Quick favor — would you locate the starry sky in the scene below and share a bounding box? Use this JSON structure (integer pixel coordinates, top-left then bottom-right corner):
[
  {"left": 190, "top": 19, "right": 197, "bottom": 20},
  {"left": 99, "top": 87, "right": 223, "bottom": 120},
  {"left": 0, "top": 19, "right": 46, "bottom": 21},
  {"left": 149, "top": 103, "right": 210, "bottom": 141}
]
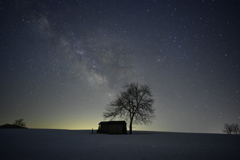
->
[{"left": 1, "top": 0, "right": 240, "bottom": 133}]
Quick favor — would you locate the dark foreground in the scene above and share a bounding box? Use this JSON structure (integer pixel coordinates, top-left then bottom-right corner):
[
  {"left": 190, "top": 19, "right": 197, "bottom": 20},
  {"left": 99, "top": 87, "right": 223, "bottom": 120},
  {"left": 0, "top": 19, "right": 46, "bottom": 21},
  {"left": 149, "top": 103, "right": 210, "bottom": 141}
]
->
[{"left": 0, "top": 129, "right": 239, "bottom": 160}]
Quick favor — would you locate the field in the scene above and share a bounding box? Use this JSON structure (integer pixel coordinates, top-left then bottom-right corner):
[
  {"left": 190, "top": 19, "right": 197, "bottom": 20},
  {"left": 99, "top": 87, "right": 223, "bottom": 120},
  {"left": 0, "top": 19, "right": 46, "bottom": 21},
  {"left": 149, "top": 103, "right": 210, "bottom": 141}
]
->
[{"left": 0, "top": 129, "right": 239, "bottom": 160}]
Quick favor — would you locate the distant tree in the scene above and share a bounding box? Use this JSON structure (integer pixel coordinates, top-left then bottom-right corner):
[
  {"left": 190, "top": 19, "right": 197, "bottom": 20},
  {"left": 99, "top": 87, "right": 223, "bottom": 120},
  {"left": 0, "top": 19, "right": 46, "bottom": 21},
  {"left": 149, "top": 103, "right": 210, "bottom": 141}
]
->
[
  {"left": 232, "top": 124, "right": 240, "bottom": 134},
  {"left": 103, "top": 82, "right": 155, "bottom": 134},
  {"left": 223, "top": 123, "right": 232, "bottom": 134},
  {"left": 223, "top": 123, "right": 239, "bottom": 135},
  {"left": 13, "top": 118, "right": 26, "bottom": 127}
]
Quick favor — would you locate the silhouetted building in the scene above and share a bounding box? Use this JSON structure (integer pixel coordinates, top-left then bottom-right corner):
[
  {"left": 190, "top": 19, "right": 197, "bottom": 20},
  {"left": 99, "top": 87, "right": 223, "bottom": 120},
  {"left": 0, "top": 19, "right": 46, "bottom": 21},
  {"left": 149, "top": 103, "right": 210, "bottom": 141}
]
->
[{"left": 97, "top": 121, "right": 127, "bottom": 134}]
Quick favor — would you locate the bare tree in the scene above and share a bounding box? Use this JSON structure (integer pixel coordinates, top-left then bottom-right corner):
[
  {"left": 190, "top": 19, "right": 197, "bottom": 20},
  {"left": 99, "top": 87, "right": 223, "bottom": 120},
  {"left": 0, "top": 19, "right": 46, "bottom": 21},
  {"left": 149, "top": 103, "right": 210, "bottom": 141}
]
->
[
  {"left": 232, "top": 124, "right": 240, "bottom": 134},
  {"left": 13, "top": 118, "right": 26, "bottom": 127},
  {"left": 223, "top": 123, "right": 232, "bottom": 134},
  {"left": 223, "top": 123, "right": 240, "bottom": 135},
  {"left": 104, "top": 82, "right": 155, "bottom": 134}
]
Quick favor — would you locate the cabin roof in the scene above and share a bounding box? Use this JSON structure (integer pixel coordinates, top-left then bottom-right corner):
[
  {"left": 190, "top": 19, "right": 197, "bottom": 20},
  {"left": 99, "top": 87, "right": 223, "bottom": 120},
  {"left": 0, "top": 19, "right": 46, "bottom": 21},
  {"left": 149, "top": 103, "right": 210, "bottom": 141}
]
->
[{"left": 99, "top": 121, "right": 126, "bottom": 125}]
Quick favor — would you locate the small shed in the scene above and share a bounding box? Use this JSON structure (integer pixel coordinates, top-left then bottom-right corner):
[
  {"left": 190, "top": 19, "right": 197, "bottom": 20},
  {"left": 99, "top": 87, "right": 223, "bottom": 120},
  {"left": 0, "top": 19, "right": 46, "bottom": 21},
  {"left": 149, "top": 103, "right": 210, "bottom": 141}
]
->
[{"left": 97, "top": 121, "right": 127, "bottom": 134}]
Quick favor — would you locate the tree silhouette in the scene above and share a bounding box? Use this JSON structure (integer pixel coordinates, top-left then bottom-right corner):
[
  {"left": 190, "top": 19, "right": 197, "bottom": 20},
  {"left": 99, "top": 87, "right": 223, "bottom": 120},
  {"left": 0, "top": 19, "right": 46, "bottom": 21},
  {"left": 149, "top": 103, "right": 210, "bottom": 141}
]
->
[
  {"left": 104, "top": 82, "right": 155, "bottom": 134},
  {"left": 13, "top": 118, "right": 26, "bottom": 127},
  {"left": 232, "top": 124, "right": 240, "bottom": 134},
  {"left": 223, "top": 123, "right": 240, "bottom": 134},
  {"left": 223, "top": 123, "right": 232, "bottom": 134}
]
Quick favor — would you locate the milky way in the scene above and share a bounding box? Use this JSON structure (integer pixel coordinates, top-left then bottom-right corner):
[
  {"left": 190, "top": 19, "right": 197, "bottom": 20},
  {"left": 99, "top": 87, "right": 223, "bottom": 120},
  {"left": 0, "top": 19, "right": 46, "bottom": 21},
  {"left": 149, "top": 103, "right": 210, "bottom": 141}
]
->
[{"left": 0, "top": 0, "right": 240, "bottom": 133}]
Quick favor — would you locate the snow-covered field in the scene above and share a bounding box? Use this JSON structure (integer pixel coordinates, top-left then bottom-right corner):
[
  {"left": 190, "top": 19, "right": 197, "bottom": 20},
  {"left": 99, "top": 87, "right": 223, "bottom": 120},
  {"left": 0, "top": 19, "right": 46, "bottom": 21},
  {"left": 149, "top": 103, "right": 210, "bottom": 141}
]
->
[{"left": 0, "top": 129, "right": 239, "bottom": 160}]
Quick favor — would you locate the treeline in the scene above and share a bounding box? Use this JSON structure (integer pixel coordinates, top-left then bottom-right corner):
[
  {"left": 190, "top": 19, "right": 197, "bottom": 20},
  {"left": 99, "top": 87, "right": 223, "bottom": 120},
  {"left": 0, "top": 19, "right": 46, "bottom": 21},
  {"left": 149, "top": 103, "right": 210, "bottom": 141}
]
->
[
  {"left": 223, "top": 123, "right": 240, "bottom": 134},
  {"left": 0, "top": 118, "right": 27, "bottom": 129}
]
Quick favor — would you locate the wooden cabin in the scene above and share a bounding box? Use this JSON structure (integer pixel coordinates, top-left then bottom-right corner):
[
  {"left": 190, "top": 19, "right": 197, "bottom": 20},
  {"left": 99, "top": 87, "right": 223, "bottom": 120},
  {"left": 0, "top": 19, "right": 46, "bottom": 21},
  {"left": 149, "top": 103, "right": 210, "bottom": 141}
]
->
[{"left": 97, "top": 121, "right": 127, "bottom": 134}]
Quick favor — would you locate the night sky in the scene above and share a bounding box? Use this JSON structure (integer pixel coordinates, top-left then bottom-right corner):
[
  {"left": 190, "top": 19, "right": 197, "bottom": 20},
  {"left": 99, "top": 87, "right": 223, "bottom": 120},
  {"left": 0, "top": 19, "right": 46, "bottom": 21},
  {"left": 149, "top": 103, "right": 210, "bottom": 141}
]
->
[{"left": 1, "top": 0, "right": 240, "bottom": 133}]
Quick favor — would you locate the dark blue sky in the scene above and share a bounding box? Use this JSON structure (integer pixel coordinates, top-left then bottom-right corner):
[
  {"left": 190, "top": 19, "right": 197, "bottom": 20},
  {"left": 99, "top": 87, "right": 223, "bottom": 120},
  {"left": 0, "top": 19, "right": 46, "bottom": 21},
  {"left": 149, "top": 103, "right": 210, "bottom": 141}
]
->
[{"left": 0, "top": 0, "right": 240, "bottom": 133}]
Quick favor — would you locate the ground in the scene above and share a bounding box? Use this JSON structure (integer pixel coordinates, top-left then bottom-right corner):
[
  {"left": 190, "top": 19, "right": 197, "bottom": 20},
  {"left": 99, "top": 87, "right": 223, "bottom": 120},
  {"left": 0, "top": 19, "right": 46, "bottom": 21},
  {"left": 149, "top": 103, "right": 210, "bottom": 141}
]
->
[{"left": 0, "top": 129, "right": 239, "bottom": 160}]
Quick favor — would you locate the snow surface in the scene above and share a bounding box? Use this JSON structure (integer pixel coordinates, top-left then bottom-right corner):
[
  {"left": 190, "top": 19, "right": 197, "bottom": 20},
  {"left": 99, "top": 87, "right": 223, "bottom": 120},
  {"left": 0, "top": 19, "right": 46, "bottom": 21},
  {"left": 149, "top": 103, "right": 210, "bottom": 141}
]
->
[{"left": 0, "top": 129, "right": 239, "bottom": 160}]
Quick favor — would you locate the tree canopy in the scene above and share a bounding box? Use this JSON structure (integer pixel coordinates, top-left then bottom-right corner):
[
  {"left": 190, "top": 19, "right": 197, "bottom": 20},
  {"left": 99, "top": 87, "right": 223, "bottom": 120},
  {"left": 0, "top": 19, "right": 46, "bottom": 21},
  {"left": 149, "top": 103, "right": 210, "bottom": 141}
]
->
[{"left": 13, "top": 118, "right": 26, "bottom": 128}]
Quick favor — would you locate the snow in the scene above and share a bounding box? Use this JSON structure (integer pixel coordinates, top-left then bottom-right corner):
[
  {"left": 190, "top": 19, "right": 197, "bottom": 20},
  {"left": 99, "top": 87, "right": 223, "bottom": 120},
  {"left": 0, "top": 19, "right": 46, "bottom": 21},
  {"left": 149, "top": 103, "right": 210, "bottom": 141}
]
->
[{"left": 0, "top": 129, "right": 239, "bottom": 160}]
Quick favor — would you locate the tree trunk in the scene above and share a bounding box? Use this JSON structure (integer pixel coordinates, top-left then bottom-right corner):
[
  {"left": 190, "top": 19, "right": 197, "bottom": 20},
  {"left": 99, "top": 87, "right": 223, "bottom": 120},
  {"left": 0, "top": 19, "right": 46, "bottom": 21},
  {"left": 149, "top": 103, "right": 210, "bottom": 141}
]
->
[{"left": 129, "top": 120, "right": 133, "bottom": 134}]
